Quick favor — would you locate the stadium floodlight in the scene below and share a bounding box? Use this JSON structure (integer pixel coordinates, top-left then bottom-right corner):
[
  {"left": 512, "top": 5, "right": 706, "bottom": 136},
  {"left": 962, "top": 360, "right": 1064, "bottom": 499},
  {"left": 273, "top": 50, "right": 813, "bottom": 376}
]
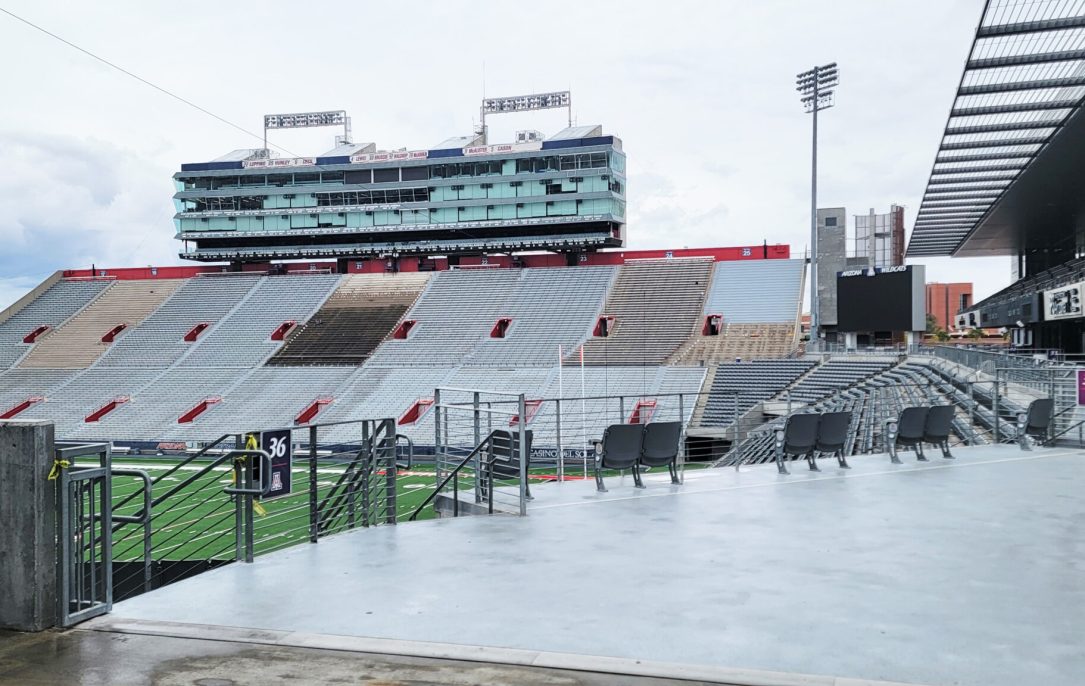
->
[
  {"left": 478, "top": 91, "right": 572, "bottom": 142},
  {"left": 797, "top": 62, "right": 839, "bottom": 350},
  {"left": 262, "top": 110, "right": 352, "bottom": 151}
]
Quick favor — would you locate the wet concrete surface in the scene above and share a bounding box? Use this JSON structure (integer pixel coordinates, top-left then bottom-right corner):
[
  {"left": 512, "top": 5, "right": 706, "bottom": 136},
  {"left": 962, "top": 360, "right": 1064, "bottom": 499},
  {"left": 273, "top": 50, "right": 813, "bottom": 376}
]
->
[{"left": 0, "top": 629, "right": 717, "bottom": 686}]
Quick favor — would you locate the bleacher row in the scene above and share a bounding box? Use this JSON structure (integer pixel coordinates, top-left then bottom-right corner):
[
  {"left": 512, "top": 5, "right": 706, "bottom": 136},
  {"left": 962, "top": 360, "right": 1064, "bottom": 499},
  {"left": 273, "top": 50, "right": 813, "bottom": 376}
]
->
[{"left": 0, "top": 258, "right": 805, "bottom": 442}]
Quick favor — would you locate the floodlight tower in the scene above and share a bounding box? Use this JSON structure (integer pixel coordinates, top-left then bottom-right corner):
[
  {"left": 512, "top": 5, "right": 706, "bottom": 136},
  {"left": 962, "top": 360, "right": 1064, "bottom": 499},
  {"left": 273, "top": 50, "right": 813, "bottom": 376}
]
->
[{"left": 796, "top": 62, "right": 838, "bottom": 349}]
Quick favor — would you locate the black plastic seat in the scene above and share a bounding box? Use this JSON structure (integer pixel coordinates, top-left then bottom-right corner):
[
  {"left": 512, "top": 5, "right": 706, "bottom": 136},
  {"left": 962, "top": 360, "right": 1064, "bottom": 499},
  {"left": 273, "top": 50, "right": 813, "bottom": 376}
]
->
[
  {"left": 815, "top": 411, "right": 853, "bottom": 469},
  {"left": 1018, "top": 398, "right": 1054, "bottom": 449},
  {"left": 923, "top": 405, "right": 956, "bottom": 459},
  {"left": 774, "top": 413, "right": 820, "bottom": 474},
  {"left": 488, "top": 429, "right": 534, "bottom": 499},
  {"left": 639, "top": 422, "right": 682, "bottom": 484},
  {"left": 888, "top": 406, "right": 929, "bottom": 463},
  {"left": 595, "top": 424, "right": 644, "bottom": 492}
]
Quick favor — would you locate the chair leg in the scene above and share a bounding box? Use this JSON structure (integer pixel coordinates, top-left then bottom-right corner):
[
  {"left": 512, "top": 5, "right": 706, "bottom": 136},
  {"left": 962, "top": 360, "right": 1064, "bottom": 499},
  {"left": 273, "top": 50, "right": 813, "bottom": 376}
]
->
[
  {"left": 807, "top": 451, "right": 820, "bottom": 471},
  {"left": 837, "top": 450, "right": 851, "bottom": 469},
  {"left": 775, "top": 452, "right": 790, "bottom": 475},
  {"left": 915, "top": 443, "right": 928, "bottom": 462},
  {"left": 632, "top": 464, "right": 645, "bottom": 489},
  {"left": 668, "top": 461, "right": 680, "bottom": 485},
  {"left": 940, "top": 440, "right": 954, "bottom": 460},
  {"left": 594, "top": 463, "right": 607, "bottom": 493},
  {"left": 889, "top": 442, "right": 902, "bottom": 465}
]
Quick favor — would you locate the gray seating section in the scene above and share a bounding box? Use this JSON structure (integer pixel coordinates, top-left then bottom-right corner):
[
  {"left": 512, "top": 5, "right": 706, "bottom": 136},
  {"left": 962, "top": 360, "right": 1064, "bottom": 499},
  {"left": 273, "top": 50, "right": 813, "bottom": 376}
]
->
[
  {"left": 97, "top": 275, "right": 263, "bottom": 368},
  {"left": 72, "top": 367, "right": 252, "bottom": 441},
  {"left": 19, "top": 367, "right": 164, "bottom": 439},
  {"left": 465, "top": 267, "right": 616, "bottom": 366},
  {"left": 0, "top": 279, "right": 111, "bottom": 368},
  {"left": 701, "top": 360, "right": 816, "bottom": 427},
  {"left": 0, "top": 368, "right": 78, "bottom": 413},
  {"left": 368, "top": 269, "right": 524, "bottom": 366},
  {"left": 702, "top": 259, "right": 804, "bottom": 323},
  {"left": 784, "top": 360, "right": 894, "bottom": 403},
  {"left": 179, "top": 274, "right": 343, "bottom": 368},
  {"left": 195, "top": 366, "right": 358, "bottom": 436}
]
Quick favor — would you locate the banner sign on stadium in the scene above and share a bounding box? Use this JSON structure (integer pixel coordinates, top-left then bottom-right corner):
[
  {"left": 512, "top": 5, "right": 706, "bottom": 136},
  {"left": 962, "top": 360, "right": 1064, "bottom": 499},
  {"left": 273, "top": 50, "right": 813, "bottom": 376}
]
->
[
  {"left": 463, "top": 142, "right": 542, "bottom": 157},
  {"left": 243, "top": 157, "right": 317, "bottom": 169},
  {"left": 253, "top": 429, "right": 292, "bottom": 499},
  {"left": 350, "top": 150, "right": 429, "bottom": 164},
  {"left": 1043, "top": 282, "right": 1084, "bottom": 321}
]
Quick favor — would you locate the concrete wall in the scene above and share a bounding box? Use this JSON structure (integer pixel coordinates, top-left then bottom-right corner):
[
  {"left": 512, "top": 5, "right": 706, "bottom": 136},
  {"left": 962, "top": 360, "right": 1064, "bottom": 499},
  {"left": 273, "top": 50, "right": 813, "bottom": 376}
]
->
[
  {"left": 816, "top": 208, "right": 846, "bottom": 327},
  {"left": 0, "top": 420, "right": 57, "bottom": 631}
]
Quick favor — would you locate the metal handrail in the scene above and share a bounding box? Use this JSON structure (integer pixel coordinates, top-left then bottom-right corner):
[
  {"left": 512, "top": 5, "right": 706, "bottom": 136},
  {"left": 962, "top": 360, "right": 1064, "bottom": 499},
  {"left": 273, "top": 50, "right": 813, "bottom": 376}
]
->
[{"left": 408, "top": 430, "right": 505, "bottom": 521}]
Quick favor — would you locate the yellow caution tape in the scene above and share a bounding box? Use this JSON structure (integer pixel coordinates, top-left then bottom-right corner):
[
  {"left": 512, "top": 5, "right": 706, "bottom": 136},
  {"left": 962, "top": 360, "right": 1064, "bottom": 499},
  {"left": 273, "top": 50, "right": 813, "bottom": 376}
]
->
[{"left": 47, "top": 457, "right": 70, "bottom": 481}]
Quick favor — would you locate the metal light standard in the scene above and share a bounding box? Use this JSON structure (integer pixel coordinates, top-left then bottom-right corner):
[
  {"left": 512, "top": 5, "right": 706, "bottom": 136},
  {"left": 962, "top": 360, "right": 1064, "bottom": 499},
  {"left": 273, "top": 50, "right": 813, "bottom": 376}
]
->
[{"left": 796, "top": 62, "right": 838, "bottom": 349}]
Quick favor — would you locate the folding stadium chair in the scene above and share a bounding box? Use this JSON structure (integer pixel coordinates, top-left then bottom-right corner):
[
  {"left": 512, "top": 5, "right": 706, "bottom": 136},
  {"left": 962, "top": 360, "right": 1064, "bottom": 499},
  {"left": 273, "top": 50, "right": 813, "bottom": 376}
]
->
[
  {"left": 923, "top": 405, "right": 956, "bottom": 459},
  {"left": 1017, "top": 398, "right": 1054, "bottom": 450},
  {"left": 886, "top": 406, "right": 929, "bottom": 463},
  {"left": 773, "top": 413, "right": 820, "bottom": 475},
  {"left": 595, "top": 424, "right": 644, "bottom": 492},
  {"left": 487, "top": 429, "right": 534, "bottom": 499},
  {"left": 639, "top": 422, "right": 682, "bottom": 485},
  {"left": 814, "top": 411, "right": 853, "bottom": 469}
]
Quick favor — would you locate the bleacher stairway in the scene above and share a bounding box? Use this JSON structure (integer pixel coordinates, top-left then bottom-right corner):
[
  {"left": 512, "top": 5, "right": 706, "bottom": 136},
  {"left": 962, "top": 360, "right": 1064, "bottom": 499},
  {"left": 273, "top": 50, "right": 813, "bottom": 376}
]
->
[{"left": 267, "top": 273, "right": 431, "bottom": 366}]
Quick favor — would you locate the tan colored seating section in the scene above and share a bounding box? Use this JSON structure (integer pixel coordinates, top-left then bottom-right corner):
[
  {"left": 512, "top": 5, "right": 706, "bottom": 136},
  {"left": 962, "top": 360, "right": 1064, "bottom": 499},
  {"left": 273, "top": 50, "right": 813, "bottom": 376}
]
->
[
  {"left": 670, "top": 322, "right": 799, "bottom": 364},
  {"left": 576, "top": 259, "right": 713, "bottom": 366},
  {"left": 20, "top": 280, "right": 185, "bottom": 369}
]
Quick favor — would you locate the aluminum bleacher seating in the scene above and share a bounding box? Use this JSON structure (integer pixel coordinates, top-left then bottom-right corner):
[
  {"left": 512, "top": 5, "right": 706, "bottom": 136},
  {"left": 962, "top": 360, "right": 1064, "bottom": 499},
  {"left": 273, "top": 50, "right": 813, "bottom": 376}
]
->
[
  {"left": 699, "top": 359, "right": 816, "bottom": 428},
  {"left": 579, "top": 259, "right": 713, "bottom": 366},
  {"left": 19, "top": 280, "right": 185, "bottom": 369},
  {"left": 466, "top": 266, "right": 616, "bottom": 366},
  {"left": 367, "top": 269, "right": 523, "bottom": 367},
  {"left": 670, "top": 259, "right": 804, "bottom": 364},
  {"left": 19, "top": 367, "right": 165, "bottom": 439},
  {"left": 784, "top": 359, "right": 895, "bottom": 403},
  {"left": 0, "top": 279, "right": 111, "bottom": 369},
  {"left": 96, "top": 275, "right": 262, "bottom": 368},
  {"left": 267, "top": 273, "right": 431, "bottom": 366},
  {"left": 179, "top": 274, "right": 343, "bottom": 368},
  {"left": 0, "top": 368, "right": 78, "bottom": 417}
]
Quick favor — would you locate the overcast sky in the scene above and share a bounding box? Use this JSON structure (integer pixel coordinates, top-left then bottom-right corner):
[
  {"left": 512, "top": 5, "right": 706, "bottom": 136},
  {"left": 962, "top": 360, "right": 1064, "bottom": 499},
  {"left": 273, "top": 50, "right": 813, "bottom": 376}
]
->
[{"left": 0, "top": 0, "right": 1008, "bottom": 310}]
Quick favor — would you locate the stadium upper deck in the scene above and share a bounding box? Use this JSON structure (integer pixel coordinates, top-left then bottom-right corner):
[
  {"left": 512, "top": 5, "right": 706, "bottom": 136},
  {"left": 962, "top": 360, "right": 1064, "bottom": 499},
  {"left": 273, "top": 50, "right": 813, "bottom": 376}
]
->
[{"left": 175, "top": 124, "right": 625, "bottom": 264}]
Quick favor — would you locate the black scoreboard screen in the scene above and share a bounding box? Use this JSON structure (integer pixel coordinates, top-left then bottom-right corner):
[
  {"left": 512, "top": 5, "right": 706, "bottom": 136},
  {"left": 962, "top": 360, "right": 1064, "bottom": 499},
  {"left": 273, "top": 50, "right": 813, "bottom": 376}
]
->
[{"left": 836, "top": 266, "right": 924, "bottom": 332}]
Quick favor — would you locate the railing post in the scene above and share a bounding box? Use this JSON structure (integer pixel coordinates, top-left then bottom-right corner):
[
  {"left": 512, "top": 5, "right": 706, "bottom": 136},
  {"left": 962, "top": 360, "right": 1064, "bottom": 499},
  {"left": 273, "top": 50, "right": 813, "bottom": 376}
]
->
[
  {"left": 619, "top": 395, "right": 626, "bottom": 424},
  {"left": 993, "top": 376, "right": 1001, "bottom": 443},
  {"left": 678, "top": 394, "right": 686, "bottom": 484},
  {"left": 473, "top": 392, "right": 482, "bottom": 504},
  {"left": 384, "top": 420, "right": 397, "bottom": 525},
  {"left": 434, "top": 388, "right": 443, "bottom": 485},
  {"left": 308, "top": 425, "right": 318, "bottom": 543},
  {"left": 555, "top": 398, "right": 564, "bottom": 483},
  {"left": 518, "top": 393, "right": 528, "bottom": 516},
  {"left": 233, "top": 434, "right": 244, "bottom": 563}
]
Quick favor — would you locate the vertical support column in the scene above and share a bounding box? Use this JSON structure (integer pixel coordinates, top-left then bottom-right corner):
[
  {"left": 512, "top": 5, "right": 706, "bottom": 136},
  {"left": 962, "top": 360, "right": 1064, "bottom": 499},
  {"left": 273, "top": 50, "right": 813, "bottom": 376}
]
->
[
  {"left": 555, "top": 399, "right": 564, "bottom": 483},
  {"left": 309, "top": 425, "right": 318, "bottom": 543},
  {"left": 0, "top": 421, "right": 57, "bottom": 631},
  {"left": 517, "top": 394, "right": 528, "bottom": 516},
  {"left": 473, "top": 392, "right": 482, "bottom": 504},
  {"left": 384, "top": 420, "right": 397, "bottom": 525},
  {"left": 233, "top": 434, "right": 244, "bottom": 563}
]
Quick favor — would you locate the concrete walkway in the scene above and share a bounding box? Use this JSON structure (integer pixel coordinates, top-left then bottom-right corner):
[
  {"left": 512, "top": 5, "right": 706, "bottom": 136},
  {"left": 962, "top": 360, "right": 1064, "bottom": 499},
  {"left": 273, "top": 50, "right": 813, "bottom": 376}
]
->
[{"left": 75, "top": 446, "right": 1085, "bottom": 685}]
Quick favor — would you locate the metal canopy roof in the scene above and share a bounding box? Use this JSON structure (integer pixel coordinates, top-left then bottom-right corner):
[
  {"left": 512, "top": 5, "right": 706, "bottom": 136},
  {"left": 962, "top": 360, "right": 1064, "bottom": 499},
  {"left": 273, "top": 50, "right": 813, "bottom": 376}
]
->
[{"left": 907, "top": 0, "right": 1085, "bottom": 257}]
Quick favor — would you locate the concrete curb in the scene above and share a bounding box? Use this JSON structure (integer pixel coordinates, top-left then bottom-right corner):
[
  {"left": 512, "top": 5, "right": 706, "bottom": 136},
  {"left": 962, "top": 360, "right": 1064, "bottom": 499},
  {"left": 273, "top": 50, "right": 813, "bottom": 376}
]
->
[{"left": 82, "top": 617, "right": 933, "bottom": 686}]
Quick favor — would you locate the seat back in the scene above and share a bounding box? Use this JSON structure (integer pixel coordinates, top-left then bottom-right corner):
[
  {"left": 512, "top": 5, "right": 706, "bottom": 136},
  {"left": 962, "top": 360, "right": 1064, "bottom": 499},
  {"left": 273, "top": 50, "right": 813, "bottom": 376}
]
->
[
  {"left": 1026, "top": 398, "right": 1054, "bottom": 435},
  {"left": 783, "top": 413, "right": 820, "bottom": 455},
  {"left": 600, "top": 424, "right": 644, "bottom": 470},
  {"left": 640, "top": 422, "right": 682, "bottom": 466},
  {"left": 896, "top": 406, "right": 929, "bottom": 443},
  {"left": 489, "top": 429, "right": 533, "bottom": 480},
  {"left": 815, "top": 411, "right": 852, "bottom": 453},
  {"left": 923, "top": 405, "right": 955, "bottom": 442}
]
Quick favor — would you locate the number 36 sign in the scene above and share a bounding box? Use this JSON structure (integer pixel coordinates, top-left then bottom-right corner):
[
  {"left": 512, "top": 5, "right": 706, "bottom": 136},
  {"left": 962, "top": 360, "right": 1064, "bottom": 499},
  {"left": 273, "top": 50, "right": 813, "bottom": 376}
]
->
[{"left": 252, "top": 429, "right": 292, "bottom": 499}]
